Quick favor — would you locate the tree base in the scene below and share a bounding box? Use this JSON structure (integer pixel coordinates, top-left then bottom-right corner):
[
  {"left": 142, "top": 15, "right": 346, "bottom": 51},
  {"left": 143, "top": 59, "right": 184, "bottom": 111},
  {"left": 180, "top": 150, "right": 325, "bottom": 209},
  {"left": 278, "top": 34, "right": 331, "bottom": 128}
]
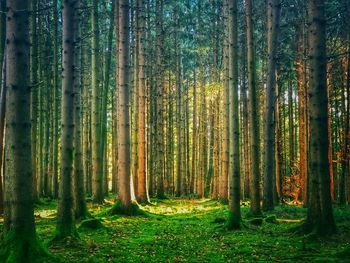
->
[
  {"left": 0, "top": 229, "right": 54, "bottom": 263},
  {"left": 109, "top": 201, "right": 145, "bottom": 216},
  {"left": 52, "top": 223, "right": 79, "bottom": 243},
  {"left": 296, "top": 220, "right": 337, "bottom": 237},
  {"left": 227, "top": 212, "right": 242, "bottom": 230}
]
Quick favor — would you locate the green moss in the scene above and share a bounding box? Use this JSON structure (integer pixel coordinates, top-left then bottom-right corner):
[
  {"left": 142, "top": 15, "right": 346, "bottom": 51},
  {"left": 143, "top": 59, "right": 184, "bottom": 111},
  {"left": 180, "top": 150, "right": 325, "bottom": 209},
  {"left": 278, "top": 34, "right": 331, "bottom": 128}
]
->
[
  {"left": 108, "top": 201, "right": 146, "bottom": 216},
  {"left": 5, "top": 198, "right": 349, "bottom": 262},
  {"left": 227, "top": 212, "right": 242, "bottom": 230},
  {"left": 79, "top": 218, "right": 105, "bottom": 230},
  {"left": 0, "top": 228, "right": 56, "bottom": 263}
]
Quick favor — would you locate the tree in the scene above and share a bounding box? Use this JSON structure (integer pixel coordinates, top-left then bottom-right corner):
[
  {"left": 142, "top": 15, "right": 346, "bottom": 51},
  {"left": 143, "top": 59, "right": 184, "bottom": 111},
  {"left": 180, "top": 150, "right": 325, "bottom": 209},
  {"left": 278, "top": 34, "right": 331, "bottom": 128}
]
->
[
  {"left": 30, "top": 0, "right": 39, "bottom": 202},
  {"left": 115, "top": 0, "right": 133, "bottom": 211},
  {"left": 0, "top": 0, "right": 48, "bottom": 260},
  {"left": 55, "top": 0, "right": 78, "bottom": 239},
  {"left": 304, "top": 0, "right": 336, "bottom": 235},
  {"left": 74, "top": 0, "right": 87, "bottom": 220},
  {"left": 91, "top": 0, "right": 103, "bottom": 204},
  {"left": 137, "top": 0, "right": 148, "bottom": 203},
  {"left": 228, "top": 0, "right": 241, "bottom": 229},
  {"left": 245, "top": 0, "right": 261, "bottom": 217},
  {"left": 156, "top": 0, "right": 165, "bottom": 199},
  {"left": 0, "top": 0, "right": 6, "bottom": 215},
  {"left": 52, "top": 0, "right": 59, "bottom": 199},
  {"left": 262, "top": 0, "right": 280, "bottom": 211}
]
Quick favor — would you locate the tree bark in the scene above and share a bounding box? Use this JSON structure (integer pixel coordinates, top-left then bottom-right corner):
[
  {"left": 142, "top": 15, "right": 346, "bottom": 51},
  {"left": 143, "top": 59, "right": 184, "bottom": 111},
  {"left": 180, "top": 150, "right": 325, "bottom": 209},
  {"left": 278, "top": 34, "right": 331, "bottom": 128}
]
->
[
  {"left": 91, "top": 0, "right": 103, "bottom": 204},
  {"left": 117, "top": 0, "right": 132, "bottom": 208},
  {"left": 1, "top": 0, "right": 48, "bottom": 260},
  {"left": 262, "top": 0, "right": 280, "bottom": 211},
  {"left": 305, "top": 0, "right": 336, "bottom": 235},
  {"left": 73, "top": 0, "right": 87, "bottom": 220},
  {"left": 55, "top": 0, "right": 78, "bottom": 239},
  {"left": 0, "top": 0, "right": 6, "bottom": 215},
  {"left": 228, "top": 0, "right": 241, "bottom": 229},
  {"left": 137, "top": 0, "right": 148, "bottom": 203},
  {"left": 245, "top": 0, "right": 261, "bottom": 216}
]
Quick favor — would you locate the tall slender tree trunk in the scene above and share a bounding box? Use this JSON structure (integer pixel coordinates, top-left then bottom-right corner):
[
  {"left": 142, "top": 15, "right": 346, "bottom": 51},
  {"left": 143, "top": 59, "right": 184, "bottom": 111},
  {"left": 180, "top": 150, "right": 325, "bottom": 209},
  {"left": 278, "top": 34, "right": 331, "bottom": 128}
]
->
[
  {"left": 242, "top": 45, "right": 250, "bottom": 200},
  {"left": 74, "top": 0, "right": 87, "bottom": 220},
  {"left": 155, "top": 0, "right": 165, "bottom": 199},
  {"left": 191, "top": 70, "right": 198, "bottom": 195},
  {"left": 228, "top": 0, "right": 241, "bottom": 229},
  {"left": 175, "top": 7, "right": 182, "bottom": 197},
  {"left": 91, "top": 0, "right": 103, "bottom": 204},
  {"left": 296, "top": 23, "right": 308, "bottom": 203},
  {"left": 52, "top": 0, "right": 59, "bottom": 199},
  {"left": 55, "top": 0, "right": 78, "bottom": 239},
  {"left": 221, "top": 0, "right": 229, "bottom": 201},
  {"left": 245, "top": 0, "right": 261, "bottom": 216},
  {"left": 305, "top": 0, "right": 336, "bottom": 235},
  {"left": 101, "top": 0, "right": 115, "bottom": 197},
  {"left": 117, "top": 0, "right": 132, "bottom": 208},
  {"left": 339, "top": 56, "right": 348, "bottom": 205},
  {"left": 0, "top": 0, "right": 48, "bottom": 260},
  {"left": 137, "top": 0, "right": 148, "bottom": 203},
  {"left": 262, "top": 0, "right": 280, "bottom": 211},
  {"left": 0, "top": 0, "right": 6, "bottom": 215},
  {"left": 30, "top": 0, "right": 39, "bottom": 202}
]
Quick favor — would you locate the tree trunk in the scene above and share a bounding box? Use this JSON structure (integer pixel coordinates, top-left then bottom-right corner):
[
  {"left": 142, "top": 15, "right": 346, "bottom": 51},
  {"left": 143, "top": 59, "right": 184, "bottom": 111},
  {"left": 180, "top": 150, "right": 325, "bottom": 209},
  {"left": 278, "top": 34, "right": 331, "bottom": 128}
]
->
[
  {"left": 74, "top": 0, "right": 87, "bottom": 220},
  {"left": 191, "top": 70, "right": 198, "bottom": 195},
  {"left": 305, "top": 0, "right": 336, "bottom": 235},
  {"left": 220, "top": 0, "right": 229, "bottom": 201},
  {"left": 117, "top": 0, "right": 132, "bottom": 208},
  {"left": 55, "top": 0, "right": 78, "bottom": 239},
  {"left": 137, "top": 0, "right": 148, "bottom": 203},
  {"left": 1, "top": 0, "right": 48, "bottom": 260},
  {"left": 91, "top": 0, "right": 103, "bottom": 204},
  {"left": 52, "top": 0, "right": 59, "bottom": 199},
  {"left": 296, "top": 23, "right": 308, "bottom": 203},
  {"left": 227, "top": 0, "right": 241, "bottom": 229},
  {"left": 155, "top": 0, "right": 165, "bottom": 199},
  {"left": 0, "top": 0, "right": 6, "bottom": 215},
  {"left": 30, "top": 0, "right": 39, "bottom": 202},
  {"left": 245, "top": 0, "right": 261, "bottom": 216},
  {"left": 262, "top": 0, "right": 280, "bottom": 211}
]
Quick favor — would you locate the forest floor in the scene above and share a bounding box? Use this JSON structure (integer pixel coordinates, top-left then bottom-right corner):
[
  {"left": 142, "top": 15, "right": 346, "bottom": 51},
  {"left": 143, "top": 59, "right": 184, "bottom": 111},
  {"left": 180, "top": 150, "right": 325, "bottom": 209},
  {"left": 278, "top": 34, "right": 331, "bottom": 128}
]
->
[{"left": 1, "top": 198, "right": 350, "bottom": 262}]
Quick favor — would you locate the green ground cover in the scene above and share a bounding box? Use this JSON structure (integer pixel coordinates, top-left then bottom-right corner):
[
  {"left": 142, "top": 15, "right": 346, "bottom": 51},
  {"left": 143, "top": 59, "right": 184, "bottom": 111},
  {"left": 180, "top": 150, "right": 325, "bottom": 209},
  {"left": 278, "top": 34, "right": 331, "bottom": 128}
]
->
[{"left": 2, "top": 198, "right": 350, "bottom": 262}]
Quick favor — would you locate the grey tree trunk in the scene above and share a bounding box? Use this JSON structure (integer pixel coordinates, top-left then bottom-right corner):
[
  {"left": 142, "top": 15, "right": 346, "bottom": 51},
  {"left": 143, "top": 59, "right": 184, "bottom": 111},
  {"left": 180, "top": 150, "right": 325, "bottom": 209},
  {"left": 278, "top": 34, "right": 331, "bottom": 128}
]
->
[
  {"left": 91, "top": 0, "right": 103, "bottom": 204},
  {"left": 262, "top": 0, "right": 280, "bottom": 211},
  {"left": 55, "top": 0, "right": 78, "bottom": 239},
  {"left": 245, "top": 0, "right": 262, "bottom": 217},
  {"left": 228, "top": 0, "right": 241, "bottom": 229},
  {"left": 74, "top": 0, "right": 87, "bottom": 220}
]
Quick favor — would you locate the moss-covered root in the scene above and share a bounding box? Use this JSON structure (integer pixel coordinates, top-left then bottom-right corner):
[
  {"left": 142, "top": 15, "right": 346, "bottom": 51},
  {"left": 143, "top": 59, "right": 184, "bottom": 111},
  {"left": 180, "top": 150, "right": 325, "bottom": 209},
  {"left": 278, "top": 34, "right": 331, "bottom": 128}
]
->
[
  {"left": 79, "top": 218, "right": 105, "bottom": 230},
  {"left": 0, "top": 230, "right": 54, "bottom": 263},
  {"left": 109, "top": 201, "right": 146, "bottom": 216}
]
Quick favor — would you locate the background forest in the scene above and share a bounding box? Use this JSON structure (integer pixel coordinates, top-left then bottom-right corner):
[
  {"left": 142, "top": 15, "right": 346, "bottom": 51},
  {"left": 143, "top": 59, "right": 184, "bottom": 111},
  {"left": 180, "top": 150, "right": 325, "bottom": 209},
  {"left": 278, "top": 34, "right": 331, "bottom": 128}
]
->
[{"left": 0, "top": 0, "right": 350, "bottom": 262}]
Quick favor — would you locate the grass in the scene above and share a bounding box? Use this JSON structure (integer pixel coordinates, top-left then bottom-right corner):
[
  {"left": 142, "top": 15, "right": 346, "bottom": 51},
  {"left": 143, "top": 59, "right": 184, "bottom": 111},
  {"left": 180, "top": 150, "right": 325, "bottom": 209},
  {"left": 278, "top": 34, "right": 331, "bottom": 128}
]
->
[{"left": 1, "top": 198, "right": 350, "bottom": 262}]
